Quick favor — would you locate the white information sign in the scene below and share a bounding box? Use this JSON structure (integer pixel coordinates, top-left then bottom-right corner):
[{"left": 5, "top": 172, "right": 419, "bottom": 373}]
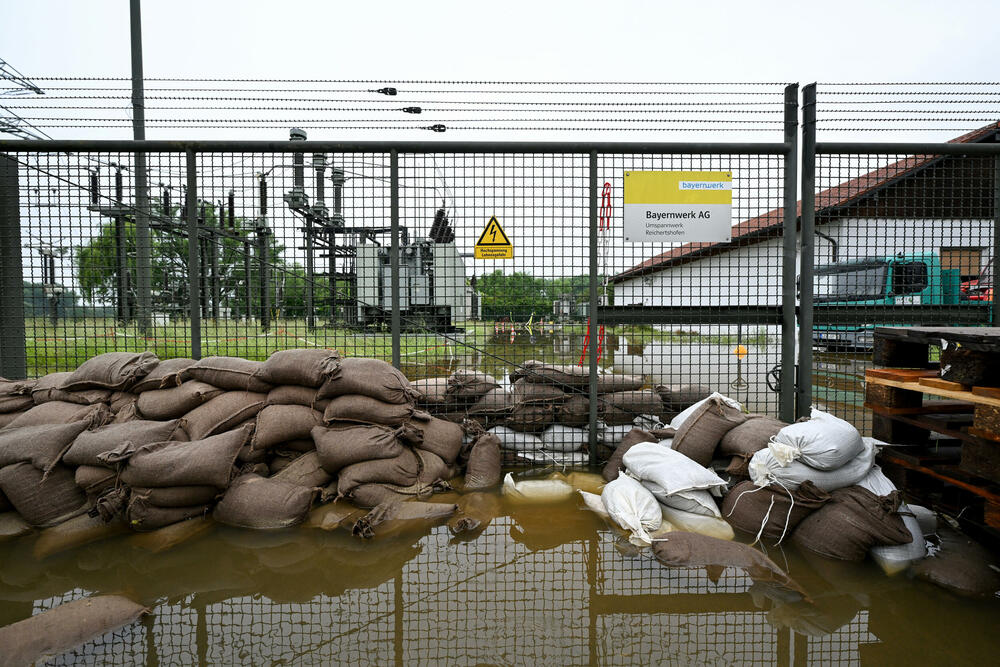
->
[{"left": 623, "top": 171, "right": 732, "bottom": 243}]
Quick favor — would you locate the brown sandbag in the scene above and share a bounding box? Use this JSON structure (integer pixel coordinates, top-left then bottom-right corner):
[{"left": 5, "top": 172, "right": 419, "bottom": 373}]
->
[
  {"left": 129, "top": 515, "right": 214, "bottom": 553},
  {"left": 313, "top": 423, "right": 405, "bottom": 474},
  {"left": 912, "top": 524, "right": 1000, "bottom": 598},
  {"left": 0, "top": 378, "right": 35, "bottom": 412},
  {"left": 0, "top": 463, "right": 88, "bottom": 528},
  {"left": 0, "top": 594, "right": 148, "bottom": 666},
  {"left": 304, "top": 501, "right": 365, "bottom": 531},
  {"left": 239, "top": 441, "right": 269, "bottom": 465},
  {"left": 61, "top": 351, "right": 160, "bottom": 391},
  {"left": 512, "top": 378, "right": 566, "bottom": 404},
  {"left": 595, "top": 373, "right": 645, "bottom": 393},
  {"left": 671, "top": 397, "right": 748, "bottom": 467},
  {"left": 411, "top": 377, "right": 451, "bottom": 405},
  {"left": 0, "top": 410, "right": 27, "bottom": 429},
  {"left": 792, "top": 486, "right": 913, "bottom": 561},
  {"left": 29, "top": 372, "right": 73, "bottom": 405},
  {"left": 213, "top": 473, "right": 318, "bottom": 529},
  {"left": 602, "top": 427, "right": 661, "bottom": 482},
  {"left": 352, "top": 500, "right": 457, "bottom": 539},
  {"left": 281, "top": 438, "right": 316, "bottom": 453},
  {"left": 653, "top": 531, "right": 806, "bottom": 598},
  {"left": 115, "top": 425, "right": 252, "bottom": 489},
  {"left": 409, "top": 417, "right": 464, "bottom": 465},
  {"left": 600, "top": 390, "right": 665, "bottom": 425},
  {"left": 273, "top": 451, "right": 333, "bottom": 488},
  {"left": 559, "top": 394, "right": 590, "bottom": 427},
  {"left": 252, "top": 404, "right": 324, "bottom": 451},
  {"left": 722, "top": 480, "right": 831, "bottom": 544},
  {"left": 467, "top": 388, "right": 512, "bottom": 417},
  {"left": 126, "top": 497, "right": 210, "bottom": 532},
  {"left": 33, "top": 513, "right": 130, "bottom": 559},
  {"left": 447, "top": 371, "right": 499, "bottom": 399},
  {"left": 511, "top": 360, "right": 590, "bottom": 388},
  {"left": 317, "top": 357, "right": 414, "bottom": 404},
  {"left": 185, "top": 356, "right": 272, "bottom": 392},
  {"left": 337, "top": 448, "right": 421, "bottom": 497},
  {"left": 464, "top": 433, "right": 502, "bottom": 490},
  {"left": 266, "top": 384, "right": 323, "bottom": 408},
  {"left": 416, "top": 448, "right": 454, "bottom": 485},
  {"left": 182, "top": 390, "right": 267, "bottom": 441},
  {"left": 65, "top": 419, "right": 185, "bottom": 468},
  {"left": 0, "top": 488, "right": 10, "bottom": 512},
  {"left": 132, "top": 486, "right": 221, "bottom": 508},
  {"left": 506, "top": 403, "right": 557, "bottom": 433},
  {"left": 0, "top": 511, "right": 33, "bottom": 542},
  {"left": 348, "top": 484, "right": 415, "bottom": 508},
  {"left": 448, "top": 491, "right": 504, "bottom": 535},
  {"left": 108, "top": 391, "right": 137, "bottom": 413},
  {"left": 6, "top": 401, "right": 110, "bottom": 429},
  {"left": 719, "top": 414, "right": 787, "bottom": 458},
  {"left": 130, "top": 357, "right": 196, "bottom": 393},
  {"left": 256, "top": 348, "right": 341, "bottom": 388},
  {"left": 655, "top": 384, "right": 714, "bottom": 413},
  {"left": 136, "top": 381, "right": 223, "bottom": 421},
  {"left": 74, "top": 465, "right": 117, "bottom": 496},
  {"left": 322, "top": 394, "right": 421, "bottom": 427},
  {"left": 0, "top": 420, "right": 90, "bottom": 472}
]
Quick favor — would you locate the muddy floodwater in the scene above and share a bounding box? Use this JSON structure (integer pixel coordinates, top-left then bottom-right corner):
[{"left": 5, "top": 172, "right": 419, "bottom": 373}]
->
[{"left": 2, "top": 473, "right": 999, "bottom": 666}]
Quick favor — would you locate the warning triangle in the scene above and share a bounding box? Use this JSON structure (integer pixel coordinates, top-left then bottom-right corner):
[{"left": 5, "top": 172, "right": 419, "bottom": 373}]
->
[{"left": 476, "top": 216, "right": 511, "bottom": 246}]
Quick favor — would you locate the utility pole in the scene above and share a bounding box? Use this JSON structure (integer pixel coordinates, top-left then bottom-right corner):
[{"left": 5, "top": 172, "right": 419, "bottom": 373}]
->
[{"left": 130, "top": 0, "right": 152, "bottom": 332}]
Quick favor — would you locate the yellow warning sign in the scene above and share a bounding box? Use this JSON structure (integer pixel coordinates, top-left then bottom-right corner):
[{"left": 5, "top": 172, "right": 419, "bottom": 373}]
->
[{"left": 474, "top": 215, "right": 513, "bottom": 259}]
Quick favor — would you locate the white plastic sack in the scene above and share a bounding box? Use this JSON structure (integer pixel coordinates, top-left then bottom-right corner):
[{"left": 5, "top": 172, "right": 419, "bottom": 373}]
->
[
  {"left": 600, "top": 474, "right": 663, "bottom": 546},
  {"left": 489, "top": 426, "right": 544, "bottom": 452},
  {"left": 748, "top": 436, "right": 876, "bottom": 492},
  {"left": 768, "top": 408, "right": 864, "bottom": 470},
  {"left": 669, "top": 392, "right": 742, "bottom": 431},
  {"left": 643, "top": 483, "right": 721, "bottom": 518},
  {"left": 539, "top": 424, "right": 589, "bottom": 453},
  {"left": 857, "top": 466, "right": 927, "bottom": 575},
  {"left": 623, "top": 441, "right": 728, "bottom": 498},
  {"left": 579, "top": 490, "right": 611, "bottom": 520},
  {"left": 908, "top": 504, "right": 938, "bottom": 537},
  {"left": 659, "top": 503, "right": 735, "bottom": 541},
  {"left": 518, "top": 451, "right": 590, "bottom": 466},
  {"left": 599, "top": 424, "right": 635, "bottom": 447},
  {"left": 502, "top": 472, "right": 574, "bottom": 503}
]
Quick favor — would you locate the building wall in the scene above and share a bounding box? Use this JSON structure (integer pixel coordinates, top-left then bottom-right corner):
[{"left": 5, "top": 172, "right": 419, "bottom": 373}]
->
[{"left": 614, "top": 217, "right": 994, "bottom": 308}]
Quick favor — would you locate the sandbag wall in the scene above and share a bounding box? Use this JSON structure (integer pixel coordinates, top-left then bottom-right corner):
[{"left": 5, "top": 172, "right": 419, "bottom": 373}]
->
[
  {"left": 413, "top": 360, "right": 711, "bottom": 464},
  {"left": 0, "top": 350, "right": 503, "bottom": 542}
]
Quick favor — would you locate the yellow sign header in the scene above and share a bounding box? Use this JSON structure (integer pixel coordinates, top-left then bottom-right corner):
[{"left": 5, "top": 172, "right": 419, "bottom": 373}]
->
[{"left": 624, "top": 171, "right": 732, "bottom": 205}]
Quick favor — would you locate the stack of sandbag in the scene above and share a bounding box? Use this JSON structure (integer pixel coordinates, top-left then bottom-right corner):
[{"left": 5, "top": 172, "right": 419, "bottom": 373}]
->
[
  {"left": 413, "top": 371, "right": 504, "bottom": 424},
  {"left": 748, "top": 409, "right": 876, "bottom": 492},
  {"left": 310, "top": 357, "right": 463, "bottom": 508},
  {"left": 655, "top": 384, "right": 714, "bottom": 419}
]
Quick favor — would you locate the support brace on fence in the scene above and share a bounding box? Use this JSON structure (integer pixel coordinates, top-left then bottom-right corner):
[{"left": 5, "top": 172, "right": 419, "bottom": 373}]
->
[
  {"left": 797, "top": 83, "right": 817, "bottom": 419},
  {"left": 186, "top": 149, "right": 202, "bottom": 359},
  {"left": 0, "top": 155, "right": 26, "bottom": 379},
  {"left": 780, "top": 83, "right": 799, "bottom": 423},
  {"left": 390, "top": 150, "right": 401, "bottom": 369},
  {"left": 588, "top": 151, "right": 600, "bottom": 464}
]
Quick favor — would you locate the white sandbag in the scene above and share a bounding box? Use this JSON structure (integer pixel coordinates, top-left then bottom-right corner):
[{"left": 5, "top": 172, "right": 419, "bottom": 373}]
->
[
  {"left": 519, "top": 450, "right": 591, "bottom": 466},
  {"left": 623, "top": 442, "right": 728, "bottom": 499},
  {"left": 599, "top": 424, "right": 635, "bottom": 447},
  {"left": 489, "top": 426, "right": 544, "bottom": 452},
  {"left": 748, "top": 436, "right": 876, "bottom": 492},
  {"left": 539, "top": 424, "right": 589, "bottom": 453},
  {"left": 579, "top": 490, "right": 611, "bottom": 520},
  {"left": 857, "top": 466, "right": 927, "bottom": 575},
  {"left": 669, "top": 392, "right": 742, "bottom": 430},
  {"left": 502, "top": 472, "right": 574, "bottom": 503},
  {"left": 601, "top": 474, "right": 662, "bottom": 546},
  {"left": 908, "top": 504, "right": 938, "bottom": 537},
  {"left": 767, "top": 408, "right": 864, "bottom": 470},
  {"left": 658, "top": 503, "right": 735, "bottom": 541},
  {"left": 643, "top": 483, "right": 721, "bottom": 518}
]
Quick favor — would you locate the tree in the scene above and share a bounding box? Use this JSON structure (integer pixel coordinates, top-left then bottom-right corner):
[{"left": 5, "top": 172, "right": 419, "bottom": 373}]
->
[{"left": 76, "top": 198, "right": 288, "bottom": 318}]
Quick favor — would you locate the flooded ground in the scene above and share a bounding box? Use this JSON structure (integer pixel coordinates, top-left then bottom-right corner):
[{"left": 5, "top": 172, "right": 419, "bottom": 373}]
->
[{"left": 2, "top": 474, "right": 998, "bottom": 666}]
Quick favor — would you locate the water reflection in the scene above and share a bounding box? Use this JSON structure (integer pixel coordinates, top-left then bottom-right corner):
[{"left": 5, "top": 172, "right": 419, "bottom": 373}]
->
[{"left": 3, "top": 484, "right": 999, "bottom": 666}]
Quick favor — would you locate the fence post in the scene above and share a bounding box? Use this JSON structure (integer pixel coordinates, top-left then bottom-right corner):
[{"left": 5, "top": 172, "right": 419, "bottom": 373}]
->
[
  {"left": 588, "top": 151, "right": 600, "bottom": 464},
  {"left": 0, "top": 155, "right": 26, "bottom": 379},
  {"left": 993, "top": 153, "right": 999, "bottom": 326},
  {"left": 780, "top": 84, "right": 800, "bottom": 423},
  {"left": 390, "top": 149, "right": 401, "bottom": 369},
  {"left": 258, "top": 174, "right": 270, "bottom": 332},
  {"left": 797, "top": 83, "right": 817, "bottom": 419},
  {"left": 186, "top": 149, "right": 202, "bottom": 359}
]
